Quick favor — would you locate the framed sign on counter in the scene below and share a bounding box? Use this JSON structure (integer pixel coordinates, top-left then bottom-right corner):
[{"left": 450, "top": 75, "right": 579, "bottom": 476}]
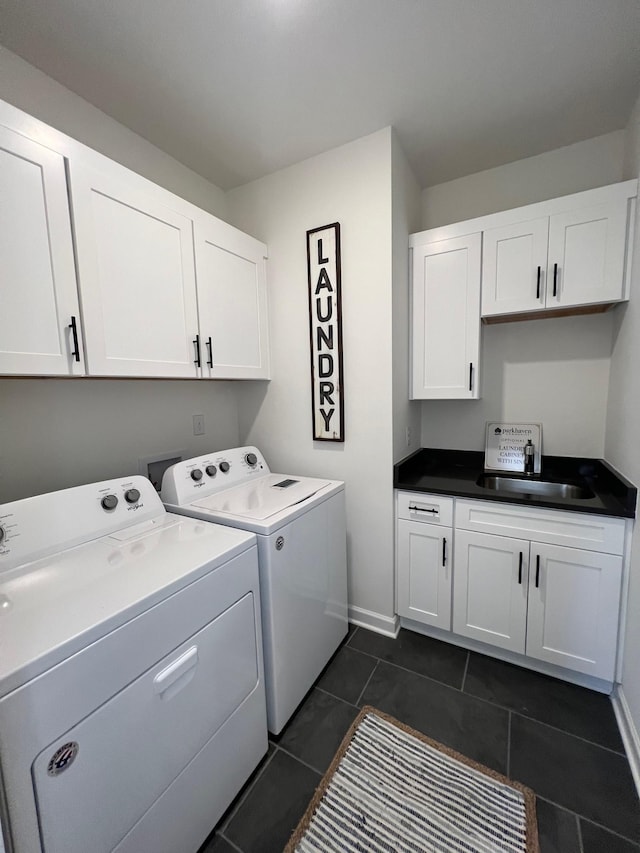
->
[{"left": 307, "top": 222, "right": 344, "bottom": 441}]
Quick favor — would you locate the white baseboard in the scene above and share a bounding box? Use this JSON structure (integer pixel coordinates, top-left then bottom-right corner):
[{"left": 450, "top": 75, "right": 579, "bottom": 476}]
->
[
  {"left": 349, "top": 605, "right": 399, "bottom": 638},
  {"left": 612, "top": 686, "right": 640, "bottom": 799}
]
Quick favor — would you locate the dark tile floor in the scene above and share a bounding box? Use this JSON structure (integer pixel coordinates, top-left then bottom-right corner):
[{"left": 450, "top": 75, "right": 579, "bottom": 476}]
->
[{"left": 200, "top": 626, "right": 640, "bottom": 853}]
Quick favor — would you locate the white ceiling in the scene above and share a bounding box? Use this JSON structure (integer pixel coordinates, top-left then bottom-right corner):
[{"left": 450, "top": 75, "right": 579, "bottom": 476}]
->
[{"left": 1, "top": 0, "right": 639, "bottom": 190}]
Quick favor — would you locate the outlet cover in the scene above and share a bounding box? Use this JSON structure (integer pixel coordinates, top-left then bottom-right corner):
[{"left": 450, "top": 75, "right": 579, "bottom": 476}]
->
[{"left": 193, "top": 414, "right": 205, "bottom": 436}]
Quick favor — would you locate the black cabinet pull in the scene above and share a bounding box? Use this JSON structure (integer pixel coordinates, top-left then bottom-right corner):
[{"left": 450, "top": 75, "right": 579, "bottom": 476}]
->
[
  {"left": 469, "top": 362, "right": 473, "bottom": 392},
  {"left": 536, "top": 266, "right": 541, "bottom": 300},
  {"left": 535, "top": 554, "right": 541, "bottom": 588},
  {"left": 206, "top": 336, "right": 213, "bottom": 368},
  {"left": 408, "top": 505, "right": 438, "bottom": 514},
  {"left": 442, "top": 537, "right": 447, "bottom": 567},
  {"left": 518, "top": 551, "right": 523, "bottom": 584},
  {"left": 69, "top": 316, "right": 81, "bottom": 363},
  {"left": 553, "top": 263, "right": 558, "bottom": 297},
  {"left": 193, "top": 335, "right": 201, "bottom": 367}
]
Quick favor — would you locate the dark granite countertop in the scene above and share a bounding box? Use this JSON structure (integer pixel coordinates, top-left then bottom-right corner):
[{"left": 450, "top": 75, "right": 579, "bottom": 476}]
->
[{"left": 394, "top": 448, "right": 637, "bottom": 519}]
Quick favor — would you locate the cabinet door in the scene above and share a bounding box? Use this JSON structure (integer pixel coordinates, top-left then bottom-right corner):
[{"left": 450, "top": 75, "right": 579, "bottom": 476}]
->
[
  {"left": 481, "top": 218, "right": 549, "bottom": 316},
  {"left": 526, "top": 543, "right": 622, "bottom": 680},
  {"left": 0, "top": 126, "right": 84, "bottom": 375},
  {"left": 411, "top": 234, "right": 481, "bottom": 399},
  {"left": 453, "top": 530, "right": 528, "bottom": 653},
  {"left": 68, "top": 162, "right": 200, "bottom": 377},
  {"left": 194, "top": 219, "right": 270, "bottom": 379},
  {"left": 397, "top": 520, "right": 451, "bottom": 629},
  {"left": 547, "top": 199, "right": 629, "bottom": 308}
]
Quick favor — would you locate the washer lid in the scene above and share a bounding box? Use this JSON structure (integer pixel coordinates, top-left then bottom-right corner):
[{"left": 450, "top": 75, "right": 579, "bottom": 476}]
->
[{"left": 192, "top": 474, "right": 331, "bottom": 520}]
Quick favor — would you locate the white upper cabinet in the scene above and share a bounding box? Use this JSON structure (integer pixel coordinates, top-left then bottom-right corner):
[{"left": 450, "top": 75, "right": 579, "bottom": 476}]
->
[
  {"left": 0, "top": 125, "right": 85, "bottom": 375},
  {"left": 410, "top": 233, "right": 481, "bottom": 399},
  {"left": 68, "top": 162, "right": 200, "bottom": 378},
  {"left": 0, "top": 99, "right": 270, "bottom": 380},
  {"left": 194, "top": 218, "right": 270, "bottom": 379},
  {"left": 481, "top": 183, "right": 636, "bottom": 319},
  {"left": 547, "top": 200, "right": 629, "bottom": 309},
  {"left": 482, "top": 217, "right": 549, "bottom": 316}
]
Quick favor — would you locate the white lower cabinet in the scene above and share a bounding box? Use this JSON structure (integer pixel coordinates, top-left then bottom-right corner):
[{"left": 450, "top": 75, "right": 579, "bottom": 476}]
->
[
  {"left": 397, "top": 492, "right": 627, "bottom": 683},
  {"left": 453, "top": 530, "right": 528, "bottom": 653},
  {"left": 396, "top": 492, "right": 453, "bottom": 630},
  {"left": 526, "top": 542, "right": 622, "bottom": 679}
]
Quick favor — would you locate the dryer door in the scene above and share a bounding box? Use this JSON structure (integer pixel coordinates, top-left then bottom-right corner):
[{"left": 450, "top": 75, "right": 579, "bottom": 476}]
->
[{"left": 31, "top": 592, "right": 259, "bottom": 853}]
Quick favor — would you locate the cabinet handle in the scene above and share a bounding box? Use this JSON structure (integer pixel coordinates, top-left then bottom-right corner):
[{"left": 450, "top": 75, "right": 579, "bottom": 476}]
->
[
  {"left": 206, "top": 336, "right": 213, "bottom": 368},
  {"left": 536, "top": 266, "right": 541, "bottom": 300},
  {"left": 69, "top": 316, "right": 81, "bottom": 363},
  {"left": 408, "top": 505, "right": 438, "bottom": 514},
  {"left": 193, "top": 335, "right": 201, "bottom": 367},
  {"left": 535, "top": 554, "right": 540, "bottom": 588},
  {"left": 469, "top": 362, "right": 473, "bottom": 392},
  {"left": 518, "top": 551, "right": 523, "bottom": 584},
  {"left": 553, "top": 263, "right": 558, "bottom": 297},
  {"left": 442, "top": 537, "right": 447, "bottom": 567}
]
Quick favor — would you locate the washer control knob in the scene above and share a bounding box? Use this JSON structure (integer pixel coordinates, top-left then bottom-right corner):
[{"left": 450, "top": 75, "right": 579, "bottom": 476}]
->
[
  {"left": 205, "top": 465, "right": 217, "bottom": 477},
  {"left": 101, "top": 494, "right": 118, "bottom": 511},
  {"left": 245, "top": 452, "right": 258, "bottom": 466},
  {"left": 190, "top": 469, "right": 203, "bottom": 481},
  {"left": 219, "top": 461, "right": 230, "bottom": 473},
  {"left": 125, "top": 488, "right": 140, "bottom": 504},
  {"left": 0, "top": 526, "right": 5, "bottom": 544}
]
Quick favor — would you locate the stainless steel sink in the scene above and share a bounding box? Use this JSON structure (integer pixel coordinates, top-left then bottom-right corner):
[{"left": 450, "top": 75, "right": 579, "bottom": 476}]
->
[{"left": 476, "top": 475, "right": 595, "bottom": 500}]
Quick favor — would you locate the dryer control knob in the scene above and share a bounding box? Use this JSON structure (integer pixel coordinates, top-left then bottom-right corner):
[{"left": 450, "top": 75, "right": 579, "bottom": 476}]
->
[
  {"left": 190, "top": 469, "right": 203, "bottom": 481},
  {"left": 219, "top": 461, "right": 230, "bottom": 473},
  {"left": 101, "top": 494, "right": 118, "bottom": 511},
  {"left": 205, "top": 465, "right": 217, "bottom": 477},
  {"left": 125, "top": 488, "right": 140, "bottom": 504},
  {"left": 245, "top": 453, "right": 258, "bottom": 466},
  {"left": 0, "top": 526, "right": 5, "bottom": 544}
]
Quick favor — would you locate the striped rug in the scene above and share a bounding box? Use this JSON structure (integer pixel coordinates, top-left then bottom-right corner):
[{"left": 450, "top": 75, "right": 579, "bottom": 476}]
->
[{"left": 284, "top": 706, "right": 539, "bottom": 853}]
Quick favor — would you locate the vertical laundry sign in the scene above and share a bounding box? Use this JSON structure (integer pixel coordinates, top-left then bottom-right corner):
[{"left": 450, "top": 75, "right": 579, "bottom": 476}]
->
[{"left": 307, "top": 223, "right": 344, "bottom": 441}]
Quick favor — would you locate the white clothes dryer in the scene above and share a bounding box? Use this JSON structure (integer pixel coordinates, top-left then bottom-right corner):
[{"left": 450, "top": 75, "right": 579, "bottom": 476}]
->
[
  {"left": 162, "top": 446, "right": 348, "bottom": 734},
  {"left": 0, "top": 475, "right": 267, "bottom": 853}
]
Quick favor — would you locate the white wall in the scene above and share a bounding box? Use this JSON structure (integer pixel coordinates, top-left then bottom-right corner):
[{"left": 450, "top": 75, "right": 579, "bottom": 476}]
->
[
  {"left": 0, "top": 46, "right": 228, "bottom": 218},
  {"left": 422, "top": 314, "right": 614, "bottom": 456},
  {"left": 0, "top": 51, "right": 240, "bottom": 502},
  {"left": 392, "top": 131, "right": 422, "bottom": 463},
  {"left": 606, "top": 93, "right": 640, "bottom": 745},
  {"left": 227, "top": 129, "right": 397, "bottom": 625},
  {"left": 422, "top": 132, "right": 625, "bottom": 229},
  {"left": 0, "top": 379, "right": 240, "bottom": 502},
  {"left": 419, "top": 134, "right": 626, "bottom": 455}
]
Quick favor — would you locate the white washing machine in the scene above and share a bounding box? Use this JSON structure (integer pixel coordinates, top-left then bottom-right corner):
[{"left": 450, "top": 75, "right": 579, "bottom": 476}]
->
[
  {"left": 162, "top": 446, "right": 348, "bottom": 734},
  {"left": 0, "top": 475, "right": 267, "bottom": 853}
]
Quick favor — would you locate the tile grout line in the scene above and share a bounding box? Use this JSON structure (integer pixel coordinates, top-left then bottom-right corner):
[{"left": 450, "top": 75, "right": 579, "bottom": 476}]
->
[
  {"left": 218, "top": 745, "right": 278, "bottom": 833},
  {"left": 315, "top": 683, "right": 360, "bottom": 709},
  {"left": 460, "top": 650, "right": 470, "bottom": 692},
  {"left": 535, "top": 796, "right": 640, "bottom": 850},
  {"left": 216, "top": 832, "right": 244, "bottom": 853},
  {"left": 342, "top": 643, "right": 627, "bottom": 757},
  {"left": 355, "top": 659, "right": 380, "bottom": 707},
  {"left": 276, "top": 743, "right": 325, "bottom": 778},
  {"left": 576, "top": 813, "right": 585, "bottom": 853},
  {"left": 508, "top": 710, "right": 629, "bottom": 757}
]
